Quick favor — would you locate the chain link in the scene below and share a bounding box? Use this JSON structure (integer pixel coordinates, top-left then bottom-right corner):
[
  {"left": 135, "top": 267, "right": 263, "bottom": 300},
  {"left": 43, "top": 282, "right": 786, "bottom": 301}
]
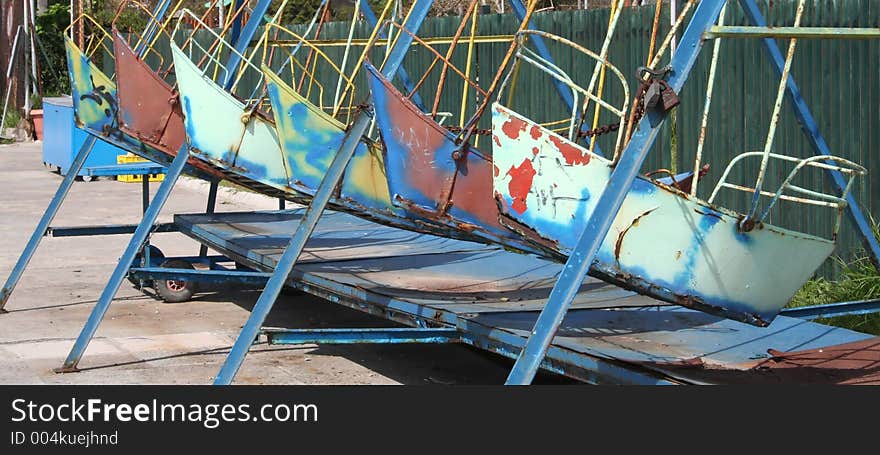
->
[{"left": 445, "top": 125, "right": 492, "bottom": 136}]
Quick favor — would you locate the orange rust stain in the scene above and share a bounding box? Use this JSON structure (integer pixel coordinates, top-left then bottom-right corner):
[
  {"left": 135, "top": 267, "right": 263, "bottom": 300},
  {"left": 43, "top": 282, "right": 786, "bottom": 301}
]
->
[
  {"left": 549, "top": 135, "right": 591, "bottom": 166},
  {"left": 493, "top": 164, "right": 500, "bottom": 177},
  {"left": 502, "top": 116, "right": 527, "bottom": 140},
  {"left": 532, "top": 147, "right": 539, "bottom": 156},
  {"left": 452, "top": 154, "right": 506, "bottom": 229},
  {"left": 388, "top": 96, "right": 449, "bottom": 205},
  {"left": 530, "top": 125, "right": 542, "bottom": 140},
  {"left": 506, "top": 159, "right": 536, "bottom": 215},
  {"left": 493, "top": 134, "right": 501, "bottom": 147}
]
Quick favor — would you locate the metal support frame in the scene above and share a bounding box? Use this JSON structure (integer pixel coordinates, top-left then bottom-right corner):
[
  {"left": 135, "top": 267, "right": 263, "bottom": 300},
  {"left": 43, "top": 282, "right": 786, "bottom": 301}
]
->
[
  {"left": 505, "top": 0, "right": 727, "bottom": 385},
  {"left": 263, "top": 327, "right": 461, "bottom": 345},
  {"left": 0, "top": 135, "right": 98, "bottom": 312},
  {"left": 84, "top": 162, "right": 166, "bottom": 177},
  {"left": 737, "top": 0, "right": 880, "bottom": 270},
  {"left": 213, "top": 0, "right": 434, "bottom": 385},
  {"left": 199, "top": 180, "right": 219, "bottom": 257},
  {"left": 129, "top": 267, "right": 271, "bottom": 286},
  {"left": 222, "top": 0, "right": 273, "bottom": 89},
  {"left": 706, "top": 26, "right": 880, "bottom": 39},
  {"left": 56, "top": 146, "right": 190, "bottom": 372},
  {"left": 45, "top": 223, "right": 177, "bottom": 237},
  {"left": 134, "top": 0, "right": 173, "bottom": 56},
  {"left": 779, "top": 299, "right": 880, "bottom": 321},
  {"left": 508, "top": 0, "right": 605, "bottom": 154},
  {"left": 358, "top": 0, "right": 426, "bottom": 112}
]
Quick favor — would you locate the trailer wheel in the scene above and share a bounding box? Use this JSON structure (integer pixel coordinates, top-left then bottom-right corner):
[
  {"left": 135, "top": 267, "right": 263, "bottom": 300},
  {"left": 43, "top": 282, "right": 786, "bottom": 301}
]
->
[
  {"left": 154, "top": 259, "right": 198, "bottom": 303},
  {"left": 128, "top": 245, "right": 165, "bottom": 287},
  {"left": 82, "top": 175, "right": 95, "bottom": 182}
]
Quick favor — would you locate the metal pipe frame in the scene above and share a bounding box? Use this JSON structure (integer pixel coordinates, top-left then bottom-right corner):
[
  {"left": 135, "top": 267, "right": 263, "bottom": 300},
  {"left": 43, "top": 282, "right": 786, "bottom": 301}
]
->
[
  {"left": 706, "top": 26, "right": 880, "bottom": 40},
  {"left": 222, "top": 0, "right": 273, "bottom": 90},
  {"left": 85, "top": 163, "right": 167, "bottom": 177},
  {"left": 505, "top": 0, "right": 880, "bottom": 384},
  {"left": 737, "top": 0, "right": 880, "bottom": 270},
  {"left": 129, "top": 267, "right": 271, "bottom": 286},
  {"left": 358, "top": 0, "right": 426, "bottom": 112},
  {"left": 45, "top": 223, "right": 178, "bottom": 238},
  {"left": 0, "top": 135, "right": 98, "bottom": 312},
  {"left": 212, "top": 0, "right": 434, "bottom": 386},
  {"left": 779, "top": 299, "right": 880, "bottom": 321},
  {"left": 56, "top": 146, "right": 190, "bottom": 373},
  {"left": 199, "top": 180, "right": 219, "bottom": 257},
  {"left": 263, "top": 327, "right": 461, "bottom": 345},
  {"left": 505, "top": 0, "right": 728, "bottom": 385},
  {"left": 178, "top": 216, "right": 678, "bottom": 385}
]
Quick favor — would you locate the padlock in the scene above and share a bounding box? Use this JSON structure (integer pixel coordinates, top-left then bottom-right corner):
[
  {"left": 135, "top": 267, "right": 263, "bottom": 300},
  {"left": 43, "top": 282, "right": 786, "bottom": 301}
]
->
[
  {"left": 659, "top": 80, "right": 680, "bottom": 111},
  {"left": 643, "top": 80, "right": 663, "bottom": 110}
]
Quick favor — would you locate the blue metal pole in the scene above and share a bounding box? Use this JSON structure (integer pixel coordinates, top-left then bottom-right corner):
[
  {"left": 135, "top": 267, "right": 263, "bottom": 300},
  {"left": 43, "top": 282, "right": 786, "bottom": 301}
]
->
[
  {"left": 213, "top": 0, "right": 434, "bottom": 385},
  {"left": 779, "top": 299, "right": 880, "bottom": 321},
  {"left": 56, "top": 146, "right": 189, "bottom": 372},
  {"left": 228, "top": 0, "right": 245, "bottom": 55},
  {"left": 738, "top": 0, "right": 880, "bottom": 270},
  {"left": 199, "top": 180, "right": 219, "bottom": 257},
  {"left": 0, "top": 134, "right": 97, "bottom": 313},
  {"left": 135, "top": 0, "right": 172, "bottom": 57},
  {"left": 505, "top": 0, "right": 727, "bottom": 385},
  {"left": 222, "top": 0, "right": 273, "bottom": 90},
  {"left": 358, "top": 0, "right": 426, "bottom": 112}
]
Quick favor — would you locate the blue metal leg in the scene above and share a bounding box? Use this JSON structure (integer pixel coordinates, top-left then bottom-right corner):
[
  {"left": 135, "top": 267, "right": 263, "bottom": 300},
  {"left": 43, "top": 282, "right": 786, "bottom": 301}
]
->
[
  {"left": 55, "top": 146, "right": 189, "bottom": 372},
  {"left": 779, "top": 299, "right": 880, "bottom": 321},
  {"left": 738, "top": 0, "right": 880, "bottom": 270},
  {"left": 213, "top": 0, "right": 434, "bottom": 385},
  {"left": 505, "top": 0, "right": 727, "bottom": 385},
  {"left": 0, "top": 134, "right": 98, "bottom": 313},
  {"left": 199, "top": 180, "right": 219, "bottom": 257}
]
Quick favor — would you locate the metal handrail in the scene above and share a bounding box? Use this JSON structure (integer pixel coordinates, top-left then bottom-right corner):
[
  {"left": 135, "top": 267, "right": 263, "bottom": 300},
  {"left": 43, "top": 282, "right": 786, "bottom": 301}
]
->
[
  {"left": 708, "top": 151, "right": 866, "bottom": 238},
  {"left": 498, "top": 29, "right": 630, "bottom": 159}
]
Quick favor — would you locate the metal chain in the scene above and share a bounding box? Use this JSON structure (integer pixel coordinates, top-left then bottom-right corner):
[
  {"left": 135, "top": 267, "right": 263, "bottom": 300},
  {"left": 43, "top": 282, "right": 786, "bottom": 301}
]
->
[
  {"left": 576, "top": 121, "right": 621, "bottom": 138},
  {"left": 445, "top": 125, "right": 492, "bottom": 136}
]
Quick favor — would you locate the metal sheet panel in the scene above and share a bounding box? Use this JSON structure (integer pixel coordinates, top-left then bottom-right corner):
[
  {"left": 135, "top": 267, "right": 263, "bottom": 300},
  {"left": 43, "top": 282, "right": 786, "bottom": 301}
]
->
[
  {"left": 492, "top": 103, "right": 835, "bottom": 325},
  {"left": 174, "top": 209, "right": 877, "bottom": 384}
]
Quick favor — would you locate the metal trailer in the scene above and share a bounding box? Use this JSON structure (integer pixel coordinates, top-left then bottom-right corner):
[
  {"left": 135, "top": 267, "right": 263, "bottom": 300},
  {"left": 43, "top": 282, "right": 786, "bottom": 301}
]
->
[
  {"left": 44, "top": 206, "right": 880, "bottom": 384},
  {"left": 3, "top": 0, "right": 880, "bottom": 384}
]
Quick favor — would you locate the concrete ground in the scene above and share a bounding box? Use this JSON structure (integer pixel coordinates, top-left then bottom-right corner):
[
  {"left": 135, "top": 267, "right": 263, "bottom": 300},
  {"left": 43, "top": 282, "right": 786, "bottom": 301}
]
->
[{"left": 0, "top": 142, "right": 571, "bottom": 385}]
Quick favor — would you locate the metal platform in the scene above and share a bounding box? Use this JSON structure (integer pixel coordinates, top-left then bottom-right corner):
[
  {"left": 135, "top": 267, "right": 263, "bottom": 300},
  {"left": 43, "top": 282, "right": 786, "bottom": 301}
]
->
[{"left": 174, "top": 209, "right": 877, "bottom": 385}]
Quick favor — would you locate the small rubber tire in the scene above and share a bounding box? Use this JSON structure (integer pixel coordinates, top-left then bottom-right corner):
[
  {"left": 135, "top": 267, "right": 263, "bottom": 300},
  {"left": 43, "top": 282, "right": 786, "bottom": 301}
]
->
[
  {"left": 154, "top": 259, "right": 198, "bottom": 303},
  {"left": 127, "top": 245, "right": 165, "bottom": 287},
  {"left": 82, "top": 175, "right": 95, "bottom": 182}
]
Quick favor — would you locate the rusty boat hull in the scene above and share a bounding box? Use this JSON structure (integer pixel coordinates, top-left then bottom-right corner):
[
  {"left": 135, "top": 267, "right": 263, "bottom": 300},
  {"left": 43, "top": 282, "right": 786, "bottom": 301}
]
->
[
  {"left": 366, "top": 56, "right": 834, "bottom": 326},
  {"left": 365, "top": 63, "right": 548, "bottom": 256},
  {"left": 262, "top": 65, "right": 507, "bottom": 241},
  {"left": 65, "top": 36, "right": 220, "bottom": 180},
  {"left": 491, "top": 103, "right": 836, "bottom": 326}
]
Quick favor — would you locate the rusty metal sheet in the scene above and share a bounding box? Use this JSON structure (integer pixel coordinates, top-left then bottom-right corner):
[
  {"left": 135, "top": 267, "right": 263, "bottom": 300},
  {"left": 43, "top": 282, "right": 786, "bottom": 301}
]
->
[
  {"left": 366, "top": 64, "right": 551, "bottom": 255},
  {"left": 491, "top": 103, "right": 835, "bottom": 326},
  {"left": 174, "top": 209, "right": 876, "bottom": 385},
  {"left": 113, "top": 32, "right": 185, "bottom": 151},
  {"left": 112, "top": 32, "right": 231, "bottom": 182}
]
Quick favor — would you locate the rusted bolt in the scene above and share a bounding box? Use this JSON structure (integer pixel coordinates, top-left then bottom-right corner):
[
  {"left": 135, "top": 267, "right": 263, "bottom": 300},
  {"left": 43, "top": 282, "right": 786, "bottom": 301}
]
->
[
  {"left": 240, "top": 113, "right": 251, "bottom": 124},
  {"left": 739, "top": 217, "right": 756, "bottom": 233},
  {"left": 451, "top": 150, "right": 462, "bottom": 160},
  {"left": 168, "top": 97, "right": 178, "bottom": 106}
]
